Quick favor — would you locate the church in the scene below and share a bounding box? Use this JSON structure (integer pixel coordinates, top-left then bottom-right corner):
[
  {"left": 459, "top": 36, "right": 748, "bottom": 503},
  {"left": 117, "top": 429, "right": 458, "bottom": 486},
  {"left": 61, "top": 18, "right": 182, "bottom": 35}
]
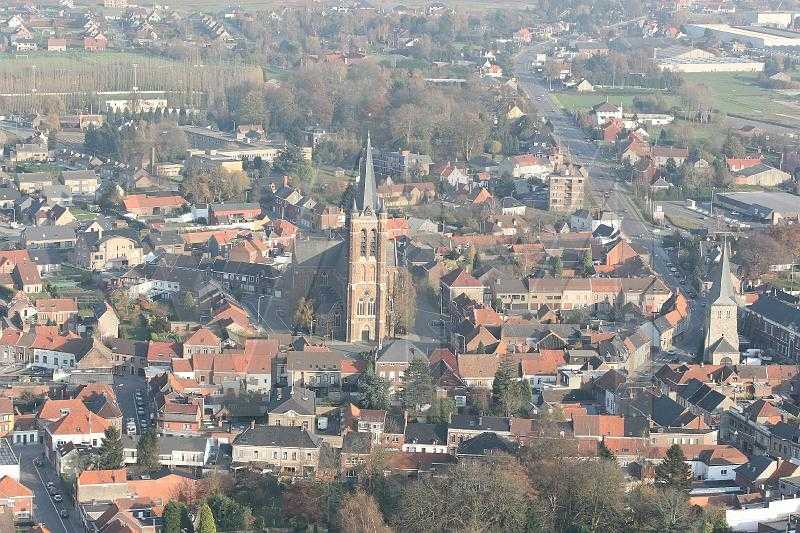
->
[
  {"left": 288, "top": 136, "right": 401, "bottom": 343},
  {"left": 703, "top": 240, "right": 740, "bottom": 365}
]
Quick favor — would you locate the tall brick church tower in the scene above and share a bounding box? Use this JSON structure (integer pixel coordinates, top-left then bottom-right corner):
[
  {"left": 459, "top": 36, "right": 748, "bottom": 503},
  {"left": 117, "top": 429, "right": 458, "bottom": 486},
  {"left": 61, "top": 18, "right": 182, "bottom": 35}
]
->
[{"left": 346, "top": 135, "right": 390, "bottom": 343}]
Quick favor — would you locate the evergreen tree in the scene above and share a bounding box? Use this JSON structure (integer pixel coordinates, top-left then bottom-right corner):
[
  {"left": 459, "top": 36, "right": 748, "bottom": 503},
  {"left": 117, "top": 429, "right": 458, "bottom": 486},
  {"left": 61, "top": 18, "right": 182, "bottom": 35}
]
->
[
  {"left": 655, "top": 444, "right": 692, "bottom": 491},
  {"left": 598, "top": 440, "right": 617, "bottom": 462},
  {"left": 360, "top": 365, "right": 390, "bottom": 411},
  {"left": 401, "top": 356, "right": 434, "bottom": 414},
  {"left": 136, "top": 429, "right": 160, "bottom": 472},
  {"left": 163, "top": 502, "right": 183, "bottom": 533},
  {"left": 98, "top": 426, "right": 124, "bottom": 469},
  {"left": 492, "top": 360, "right": 514, "bottom": 408},
  {"left": 198, "top": 503, "right": 217, "bottom": 533}
]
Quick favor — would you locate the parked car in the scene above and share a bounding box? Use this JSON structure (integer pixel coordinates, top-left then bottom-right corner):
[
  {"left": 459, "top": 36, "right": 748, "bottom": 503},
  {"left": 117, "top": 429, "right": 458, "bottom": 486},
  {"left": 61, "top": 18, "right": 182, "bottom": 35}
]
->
[
  {"left": 53, "top": 494, "right": 62, "bottom": 502},
  {"left": 60, "top": 509, "right": 69, "bottom": 518}
]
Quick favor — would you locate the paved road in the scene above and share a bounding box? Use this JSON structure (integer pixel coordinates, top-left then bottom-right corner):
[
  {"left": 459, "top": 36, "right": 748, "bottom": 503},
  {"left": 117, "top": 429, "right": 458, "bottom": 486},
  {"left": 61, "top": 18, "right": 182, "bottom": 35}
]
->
[
  {"left": 16, "top": 444, "right": 82, "bottom": 533},
  {"left": 114, "top": 373, "right": 150, "bottom": 436}
]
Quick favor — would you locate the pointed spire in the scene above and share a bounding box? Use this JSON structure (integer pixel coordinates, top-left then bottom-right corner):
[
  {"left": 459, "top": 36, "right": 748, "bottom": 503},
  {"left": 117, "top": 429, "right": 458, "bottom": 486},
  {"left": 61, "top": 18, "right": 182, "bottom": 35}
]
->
[
  {"left": 709, "top": 238, "right": 736, "bottom": 306},
  {"left": 355, "top": 132, "right": 380, "bottom": 215}
]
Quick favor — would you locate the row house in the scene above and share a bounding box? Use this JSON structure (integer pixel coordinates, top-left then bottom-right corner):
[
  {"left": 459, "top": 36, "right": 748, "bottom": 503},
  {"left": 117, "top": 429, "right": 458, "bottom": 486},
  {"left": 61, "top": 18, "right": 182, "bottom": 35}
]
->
[
  {"left": 740, "top": 294, "right": 800, "bottom": 362},
  {"left": 156, "top": 397, "right": 203, "bottom": 434},
  {"left": 283, "top": 350, "right": 347, "bottom": 393},
  {"left": 209, "top": 202, "right": 263, "bottom": 224}
]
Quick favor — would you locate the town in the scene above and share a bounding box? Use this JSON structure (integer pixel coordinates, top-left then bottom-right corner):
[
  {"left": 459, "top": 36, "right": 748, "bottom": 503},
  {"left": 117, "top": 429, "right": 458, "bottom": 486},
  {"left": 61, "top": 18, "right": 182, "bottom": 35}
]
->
[{"left": 2, "top": 0, "right": 800, "bottom": 532}]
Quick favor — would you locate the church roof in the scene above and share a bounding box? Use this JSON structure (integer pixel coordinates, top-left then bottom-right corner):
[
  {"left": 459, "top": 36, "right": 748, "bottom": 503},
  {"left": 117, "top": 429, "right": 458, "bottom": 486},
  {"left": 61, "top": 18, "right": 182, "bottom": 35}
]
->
[
  {"left": 709, "top": 241, "right": 736, "bottom": 307},
  {"left": 709, "top": 336, "right": 738, "bottom": 357},
  {"left": 354, "top": 134, "right": 381, "bottom": 215}
]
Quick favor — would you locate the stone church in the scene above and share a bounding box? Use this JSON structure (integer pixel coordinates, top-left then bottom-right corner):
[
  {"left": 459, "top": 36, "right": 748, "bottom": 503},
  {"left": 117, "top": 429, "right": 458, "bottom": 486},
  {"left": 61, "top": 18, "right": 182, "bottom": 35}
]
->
[
  {"left": 289, "top": 136, "right": 400, "bottom": 343},
  {"left": 703, "top": 241, "right": 740, "bottom": 365}
]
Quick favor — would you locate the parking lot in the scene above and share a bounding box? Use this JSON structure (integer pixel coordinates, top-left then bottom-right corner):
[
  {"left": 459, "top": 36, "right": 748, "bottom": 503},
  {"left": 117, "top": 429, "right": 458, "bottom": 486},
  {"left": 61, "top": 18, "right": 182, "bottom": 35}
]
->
[{"left": 16, "top": 444, "right": 82, "bottom": 533}]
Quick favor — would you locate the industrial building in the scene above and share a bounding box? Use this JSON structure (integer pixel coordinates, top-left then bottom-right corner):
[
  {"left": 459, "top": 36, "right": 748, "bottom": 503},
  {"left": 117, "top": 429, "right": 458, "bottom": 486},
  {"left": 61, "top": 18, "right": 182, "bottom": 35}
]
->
[
  {"left": 654, "top": 45, "right": 764, "bottom": 73},
  {"left": 685, "top": 24, "right": 800, "bottom": 48},
  {"left": 715, "top": 191, "right": 800, "bottom": 224}
]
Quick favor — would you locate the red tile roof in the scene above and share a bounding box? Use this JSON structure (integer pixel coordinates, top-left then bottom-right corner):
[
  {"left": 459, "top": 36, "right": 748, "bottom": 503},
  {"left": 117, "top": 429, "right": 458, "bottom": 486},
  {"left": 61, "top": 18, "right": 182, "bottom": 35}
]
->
[
  {"left": 440, "top": 267, "right": 482, "bottom": 288},
  {"left": 0, "top": 476, "right": 32, "bottom": 498},
  {"left": 572, "top": 414, "right": 625, "bottom": 438},
  {"left": 49, "top": 408, "right": 110, "bottom": 435},
  {"left": 184, "top": 327, "right": 220, "bottom": 347},
  {"left": 122, "top": 194, "right": 186, "bottom": 211},
  {"left": 78, "top": 469, "right": 127, "bottom": 486}
]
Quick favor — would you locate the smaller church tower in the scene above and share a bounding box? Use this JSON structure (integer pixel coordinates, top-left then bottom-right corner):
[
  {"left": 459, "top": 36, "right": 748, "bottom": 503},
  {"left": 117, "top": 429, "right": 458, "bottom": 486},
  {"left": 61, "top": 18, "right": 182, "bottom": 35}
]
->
[
  {"left": 346, "top": 134, "right": 390, "bottom": 343},
  {"left": 703, "top": 240, "right": 740, "bottom": 365}
]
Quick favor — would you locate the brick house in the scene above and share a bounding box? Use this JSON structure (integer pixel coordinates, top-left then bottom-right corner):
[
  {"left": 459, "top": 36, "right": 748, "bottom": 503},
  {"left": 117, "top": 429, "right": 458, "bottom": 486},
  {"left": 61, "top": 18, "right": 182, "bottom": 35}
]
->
[{"left": 0, "top": 476, "right": 33, "bottom": 518}]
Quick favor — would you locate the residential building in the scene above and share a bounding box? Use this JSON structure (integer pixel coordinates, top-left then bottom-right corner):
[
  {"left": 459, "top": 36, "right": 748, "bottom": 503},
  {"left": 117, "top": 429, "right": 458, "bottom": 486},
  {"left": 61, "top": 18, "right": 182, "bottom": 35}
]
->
[
  {"left": 549, "top": 169, "right": 586, "bottom": 213},
  {"left": 0, "top": 476, "right": 32, "bottom": 519},
  {"left": 75, "top": 230, "right": 144, "bottom": 271},
  {"left": 231, "top": 425, "right": 319, "bottom": 476}
]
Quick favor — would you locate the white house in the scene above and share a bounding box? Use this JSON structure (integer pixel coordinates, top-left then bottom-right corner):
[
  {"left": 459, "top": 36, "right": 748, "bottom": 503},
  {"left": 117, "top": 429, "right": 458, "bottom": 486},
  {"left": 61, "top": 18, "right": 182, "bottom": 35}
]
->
[{"left": 504, "top": 154, "right": 553, "bottom": 178}]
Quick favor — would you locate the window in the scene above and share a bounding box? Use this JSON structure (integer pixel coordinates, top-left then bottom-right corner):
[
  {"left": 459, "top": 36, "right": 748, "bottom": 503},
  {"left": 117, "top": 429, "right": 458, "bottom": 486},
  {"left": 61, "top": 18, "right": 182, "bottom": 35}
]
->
[
  {"left": 370, "top": 229, "right": 378, "bottom": 256},
  {"left": 292, "top": 452, "right": 297, "bottom": 460},
  {"left": 360, "top": 229, "right": 368, "bottom": 256},
  {"left": 282, "top": 452, "right": 287, "bottom": 460},
  {"left": 273, "top": 451, "right": 278, "bottom": 459}
]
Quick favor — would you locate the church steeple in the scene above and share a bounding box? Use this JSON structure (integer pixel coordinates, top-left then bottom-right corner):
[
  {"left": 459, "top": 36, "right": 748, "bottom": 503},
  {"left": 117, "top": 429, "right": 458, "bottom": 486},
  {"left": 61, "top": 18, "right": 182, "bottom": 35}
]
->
[
  {"left": 709, "top": 239, "right": 736, "bottom": 306},
  {"left": 354, "top": 132, "right": 381, "bottom": 215}
]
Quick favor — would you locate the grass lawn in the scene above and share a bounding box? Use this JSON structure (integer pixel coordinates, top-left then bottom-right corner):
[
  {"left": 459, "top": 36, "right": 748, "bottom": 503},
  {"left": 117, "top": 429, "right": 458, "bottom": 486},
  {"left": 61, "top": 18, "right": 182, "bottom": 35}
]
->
[
  {"left": 551, "top": 92, "right": 640, "bottom": 111},
  {"left": 70, "top": 208, "right": 97, "bottom": 221},
  {"left": 665, "top": 214, "right": 701, "bottom": 231},
  {"left": 681, "top": 72, "right": 796, "bottom": 119}
]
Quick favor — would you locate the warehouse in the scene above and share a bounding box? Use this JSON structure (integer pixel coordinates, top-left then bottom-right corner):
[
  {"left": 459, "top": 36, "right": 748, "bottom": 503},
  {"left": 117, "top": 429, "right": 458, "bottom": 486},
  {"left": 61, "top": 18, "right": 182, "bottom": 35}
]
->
[
  {"left": 715, "top": 191, "right": 800, "bottom": 224},
  {"left": 685, "top": 24, "right": 800, "bottom": 48}
]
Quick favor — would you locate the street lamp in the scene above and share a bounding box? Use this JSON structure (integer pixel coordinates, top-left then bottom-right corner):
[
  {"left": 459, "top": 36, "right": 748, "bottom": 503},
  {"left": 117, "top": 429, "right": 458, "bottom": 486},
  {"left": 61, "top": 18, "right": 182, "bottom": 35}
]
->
[{"left": 257, "top": 294, "right": 268, "bottom": 323}]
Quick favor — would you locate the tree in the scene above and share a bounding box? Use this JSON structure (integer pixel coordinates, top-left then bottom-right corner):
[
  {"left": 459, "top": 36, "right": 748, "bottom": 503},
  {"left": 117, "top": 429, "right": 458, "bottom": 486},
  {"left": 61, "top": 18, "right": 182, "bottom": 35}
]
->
[
  {"left": 598, "top": 440, "right": 617, "bottom": 462},
  {"left": 389, "top": 270, "right": 416, "bottom": 336},
  {"left": 136, "top": 429, "right": 160, "bottom": 472},
  {"left": 491, "top": 360, "right": 514, "bottom": 408},
  {"left": 360, "top": 365, "right": 390, "bottom": 411},
  {"left": 208, "top": 494, "right": 251, "bottom": 532},
  {"left": 294, "top": 297, "right": 315, "bottom": 333},
  {"left": 340, "top": 489, "right": 392, "bottom": 533},
  {"left": 163, "top": 501, "right": 192, "bottom": 533},
  {"left": 581, "top": 248, "right": 593, "bottom": 276},
  {"left": 626, "top": 485, "right": 699, "bottom": 532},
  {"left": 655, "top": 444, "right": 692, "bottom": 491},
  {"left": 428, "top": 397, "right": 456, "bottom": 424},
  {"left": 198, "top": 503, "right": 217, "bottom": 533},
  {"left": 98, "top": 426, "right": 123, "bottom": 469},
  {"left": 549, "top": 256, "right": 563, "bottom": 277},
  {"left": 401, "top": 356, "right": 434, "bottom": 414},
  {"left": 396, "top": 454, "right": 530, "bottom": 533}
]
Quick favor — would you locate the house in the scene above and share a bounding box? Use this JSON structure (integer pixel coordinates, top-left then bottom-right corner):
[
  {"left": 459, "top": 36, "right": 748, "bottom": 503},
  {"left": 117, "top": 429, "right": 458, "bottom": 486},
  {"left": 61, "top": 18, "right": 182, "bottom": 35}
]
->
[
  {"left": 0, "top": 476, "right": 32, "bottom": 518},
  {"left": 438, "top": 163, "right": 470, "bottom": 189},
  {"left": 592, "top": 102, "right": 623, "bottom": 126},
  {"left": 121, "top": 434, "right": 210, "bottom": 469},
  {"left": 447, "top": 415, "right": 511, "bottom": 451},
  {"left": 183, "top": 327, "right": 221, "bottom": 356},
  {"left": 75, "top": 230, "right": 144, "bottom": 271},
  {"left": 122, "top": 194, "right": 186, "bottom": 217},
  {"left": 23, "top": 225, "right": 78, "bottom": 249},
  {"left": 15, "top": 172, "right": 54, "bottom": 194},
  {"left": 457, "top": 355, "right": 500, "bottom": 388},
  {"left": 375, "top": 340, "right": 425, "bottom": 388},
  {"left": 156, "top": 398, "right": 203, "bottom": 434},
  {"left": 267, "top": 387, "right": 315, "bottom": 431},
  {"left": 61, "top": 170, "right": 99, "bottom": 196},
  {"left": 34, "top": 298, "right": 78, "bottom": 325},
  {"left": 12, "top": 262, "right": 43, "bottom": 293},
  {"left": 42, "top": 406, "right": 110, "bottom": 458},
  {"left": 440, "top": 268, "right": 485, "bottom": 306},
  {"left": 727, "top": 157, "right": 762, "bottom": 172},
  {"left": 651, "top": 146, "right": 689, "bottom": 167},
  {"left": 284, "top": 350, "right": 346, "bottom": 393},
  {"left": 520, "top": 349, "right": 568, "bottom": 388},
  {"left": 0, "top": 400, "right": 12, "bottom": 437},
  {"left": 231, "top": 425, "right": 319, "bottom": 476},
  {"left": 76, "top": 468, "right": 128, "bottom": 503},
  {"left": 503, "top": 154, "right": 553, "bottom": 178},
  {"left": 403, "top": 423, "right": 448, "bottom": 454},
  {"left": 209, "top": 203, "right": 262, "bottom": 224},
  {"left": 576, "top": 79, "right": 595, "bottom": 92}
]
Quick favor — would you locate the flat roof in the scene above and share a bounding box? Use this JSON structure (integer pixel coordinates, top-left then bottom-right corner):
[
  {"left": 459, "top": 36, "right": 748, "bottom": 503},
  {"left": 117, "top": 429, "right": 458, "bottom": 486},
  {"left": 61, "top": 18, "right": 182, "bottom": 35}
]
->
[
  {"left": 717, "top": 191, "right": 800, "bottom": 215},
  {"left": 690, "top": 24, "right": 800, "bottom": 46}
]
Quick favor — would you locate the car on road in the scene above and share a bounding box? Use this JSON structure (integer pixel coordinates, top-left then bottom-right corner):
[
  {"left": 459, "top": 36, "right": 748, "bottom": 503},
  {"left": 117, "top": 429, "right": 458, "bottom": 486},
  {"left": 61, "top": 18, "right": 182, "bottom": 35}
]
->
[
  {"left": 53, "top": 494, "right": 63, "bottom": 503},
  {"left": 60, "top": 509, "right": 69, "bottom": 518}
]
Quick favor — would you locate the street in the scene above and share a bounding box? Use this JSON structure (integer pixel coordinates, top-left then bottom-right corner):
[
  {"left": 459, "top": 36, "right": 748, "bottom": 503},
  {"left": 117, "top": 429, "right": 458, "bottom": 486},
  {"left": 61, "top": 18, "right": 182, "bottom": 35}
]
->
[
  {"left": 16, "top": 444, "right": 82, "bottom": 533},
  {"left": 115, "top": 374, "right": 151, "bottom": 436}
]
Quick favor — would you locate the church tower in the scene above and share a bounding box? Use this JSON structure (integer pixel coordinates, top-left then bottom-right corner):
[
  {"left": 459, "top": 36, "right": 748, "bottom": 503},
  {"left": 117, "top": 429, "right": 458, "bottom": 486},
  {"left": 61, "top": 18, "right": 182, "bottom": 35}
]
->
[
  {"left": 703, "top": 240, "right": 740, "bottom": 365},
  {"left": 346, "top": 135, "right": 389, "bottom": 343}
]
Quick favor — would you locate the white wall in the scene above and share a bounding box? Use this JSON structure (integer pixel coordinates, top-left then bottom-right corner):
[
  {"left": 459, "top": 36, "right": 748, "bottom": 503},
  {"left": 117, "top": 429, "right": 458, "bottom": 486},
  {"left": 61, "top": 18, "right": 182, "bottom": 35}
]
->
[{"left": 727, "top": 496, "right": 800, "bottom": 531}]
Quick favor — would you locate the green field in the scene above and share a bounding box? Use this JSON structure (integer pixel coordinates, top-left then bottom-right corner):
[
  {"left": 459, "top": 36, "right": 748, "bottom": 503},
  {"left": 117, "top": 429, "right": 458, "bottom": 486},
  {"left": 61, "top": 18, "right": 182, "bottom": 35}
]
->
[
  {"left": 162, "top": 0, "right": 527, "bottom": 9},
  {"left": 551, "top": 72, "right": 800, "bottom": 126},
  {"left": 683, "top": 72, "right": 800, "bottom": 121}
]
